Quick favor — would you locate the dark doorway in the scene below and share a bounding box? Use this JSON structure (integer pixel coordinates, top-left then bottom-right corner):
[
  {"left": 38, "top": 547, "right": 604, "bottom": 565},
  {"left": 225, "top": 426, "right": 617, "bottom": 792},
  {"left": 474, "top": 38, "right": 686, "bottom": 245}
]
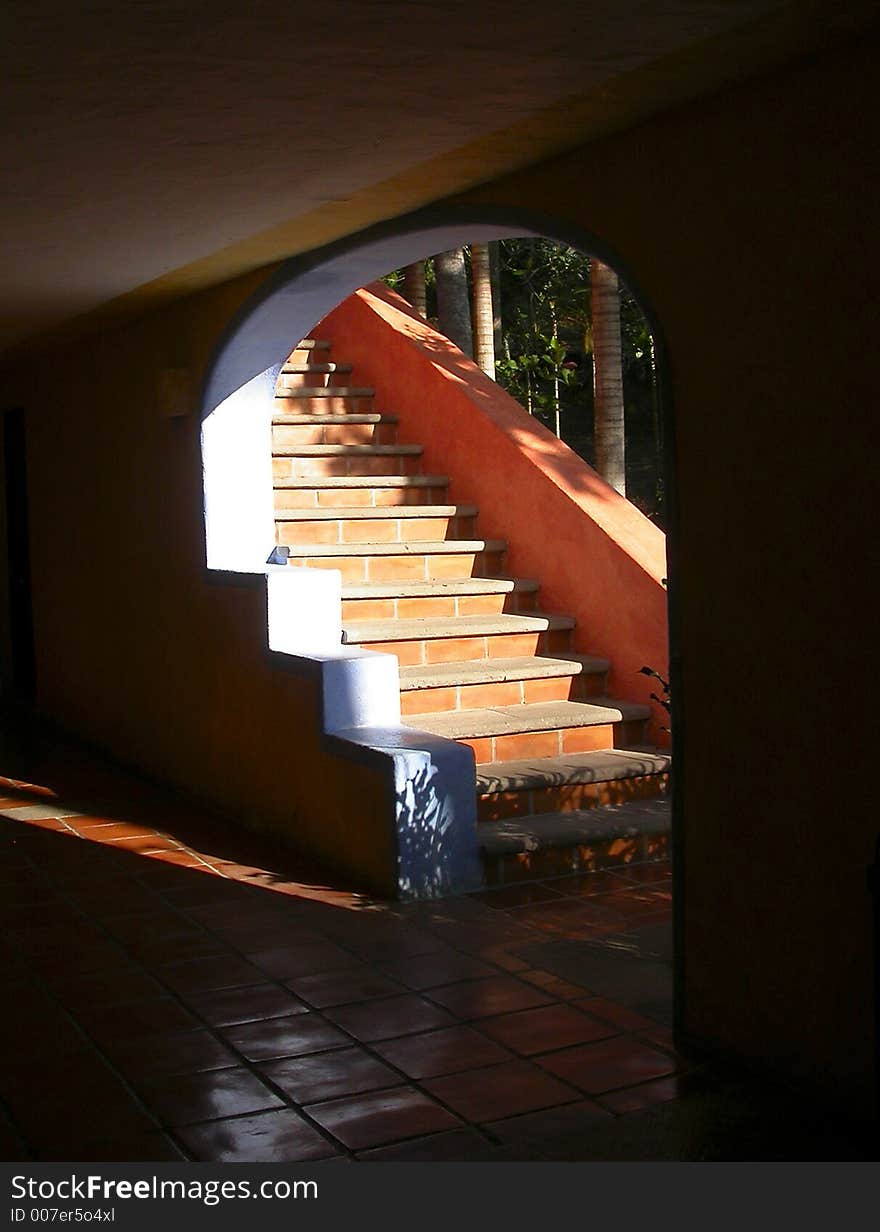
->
[{"left": 3, "top": 408, "right": 35, "bottom": 701}]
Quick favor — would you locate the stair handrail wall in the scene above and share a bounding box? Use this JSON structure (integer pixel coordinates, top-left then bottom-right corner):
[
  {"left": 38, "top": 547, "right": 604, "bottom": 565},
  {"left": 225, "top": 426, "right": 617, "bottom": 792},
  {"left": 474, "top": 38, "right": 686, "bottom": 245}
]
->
[{"left": 316, "top": 282, "right": 670, "bottom": 745}]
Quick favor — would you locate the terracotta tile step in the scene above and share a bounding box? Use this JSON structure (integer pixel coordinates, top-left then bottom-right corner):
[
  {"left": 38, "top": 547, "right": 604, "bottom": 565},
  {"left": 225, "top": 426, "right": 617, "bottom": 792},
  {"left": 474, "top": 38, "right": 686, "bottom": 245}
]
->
[
  {"left": 276, "top": 362, "right": 353, "bottom": 387},
  {"left": 344, "top": 611, "right": 573, "bottom": 644},
  {"left": 476, "top": 748, "right": 671, "bottom": 820},
  {"left": 277, "top": 386, "right": 375, "bottom": 398},
  {"left": 272, "top": 418, "right": 399, "bottom": 446},
  {"left": 479, "top": 798, "right": 672, "bottom": 884},
  {"left": 271, "top": 413, "right": 395, "bottom": 425},
  {"left": 285, "top": 540, "right": 506, "bottom": 584},
  {"left": 340, "top": 576, "right": 539, "bottom": 619},
  {"left": 398, "top": 654, "right": 610, "bottom": 713},
  {"left": 273, "top": 444, "right": 423, "bottom": 478},
  {"left": 275, "top": 505, "right": 478, "bottom": 547},
  {"left": 273, "top": 444, "right": 421, "bottom": 457},
  {"left": 276, "top": 503, "right": 476, "bottom": 521},
  {"left": 402, "top": 699, "right": 651, "bottom": 762},
  {"left": 274, "top": 474, "right": 449, "bottom": 508},
  {"left": 286, "top": 339, "right": 330, "bottom": 354},
  {"left": 345, "top": 611, "right": 574, "bottom": 667}
]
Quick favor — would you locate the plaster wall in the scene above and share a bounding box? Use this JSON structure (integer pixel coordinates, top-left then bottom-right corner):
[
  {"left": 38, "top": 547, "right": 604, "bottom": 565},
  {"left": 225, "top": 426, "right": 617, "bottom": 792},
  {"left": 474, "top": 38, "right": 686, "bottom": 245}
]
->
[{"left": 0, "top": 34, "right": 876, "bottom": 1113}]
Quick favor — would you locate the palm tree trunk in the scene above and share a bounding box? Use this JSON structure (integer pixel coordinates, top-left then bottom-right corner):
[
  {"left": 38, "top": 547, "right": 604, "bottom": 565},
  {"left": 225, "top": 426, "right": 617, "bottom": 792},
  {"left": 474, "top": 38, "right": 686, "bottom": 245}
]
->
[
  {"left": 591, "top": 258, "right": 625, "bottom": 494},
  {"left": 489, "top": 241, "right": 502, "bottom": 357},
  {"left": 470, "top": 242, "right": 495, "bottom": 378},
  {"left": 401, "top": 261, "right": 426, "bottom": 318},
  {"left": 434, "top": 248, "right": 473, "bottom": 358}
]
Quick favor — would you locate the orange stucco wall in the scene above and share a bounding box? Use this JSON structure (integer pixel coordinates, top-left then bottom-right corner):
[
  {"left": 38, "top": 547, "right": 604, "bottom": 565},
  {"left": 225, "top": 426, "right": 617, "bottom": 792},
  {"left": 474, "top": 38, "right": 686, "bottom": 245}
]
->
[
  {"left": 0, "top": 32, "right": 877, "bottom": 1117},
  {"left": 316, "top": 283, "right": 668, "bottom": 742}
]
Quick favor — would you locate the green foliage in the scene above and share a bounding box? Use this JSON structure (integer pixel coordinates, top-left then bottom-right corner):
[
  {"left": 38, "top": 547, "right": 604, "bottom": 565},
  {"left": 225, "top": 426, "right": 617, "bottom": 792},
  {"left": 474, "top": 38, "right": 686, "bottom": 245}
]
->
[{"left": 385, "top": 239, "right": 665, "bottom": 527}]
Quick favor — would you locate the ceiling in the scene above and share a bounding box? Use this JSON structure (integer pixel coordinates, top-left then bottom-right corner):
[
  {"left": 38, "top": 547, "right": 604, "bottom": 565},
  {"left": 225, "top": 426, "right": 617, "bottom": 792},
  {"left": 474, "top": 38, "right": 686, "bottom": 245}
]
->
[{"left": 1, "top": 0, "right": 873, "bottom": 355}]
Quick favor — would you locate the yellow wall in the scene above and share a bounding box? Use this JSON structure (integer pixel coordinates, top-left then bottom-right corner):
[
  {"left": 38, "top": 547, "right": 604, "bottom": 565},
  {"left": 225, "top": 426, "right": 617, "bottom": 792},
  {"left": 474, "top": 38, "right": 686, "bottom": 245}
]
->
[{"left": 1, "top": 34, "right": 877, "bottom": 1113}]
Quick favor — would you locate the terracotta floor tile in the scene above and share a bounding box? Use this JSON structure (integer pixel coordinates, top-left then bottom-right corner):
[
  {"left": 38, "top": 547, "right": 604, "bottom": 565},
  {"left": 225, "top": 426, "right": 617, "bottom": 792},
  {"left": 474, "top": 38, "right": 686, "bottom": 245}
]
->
[
  {"left": 287, "top": 964, "right": 405, "bottom": 1008},
  {"left": 303, "top": 1086, "right": 460, "bottom": 1150},
  {"left": 541, "top": 871, "right": 632, "bottom": 899},
  {"left": 129, "top": 932, "right": 230, "bottom": 966},
  {"left": 472, "top": 883, "right": 567, "bottom": 909},
  {"left": 423, "top": 1060, "right": 580, "bottom": 1124},
  {"left": 372, "top": 1025, "right": 513, "bottom": 1079},
  {"left": 42, "top": 1132, "right": 188, "bottom": 1162},
  {"left": 346, "top": 928, "right": 450, "bottom": 963},
  {"left": 259, "top": 1046, "right": 400, "bottom": 1104},
  {"left": 50, "top": 967, "right": 166, "bottom": 1011},
  {"left": 477, "top": 1004, "right": 619, "bottom": 1056},
  {"left": 570, "top": 997, "right": 659, "bottom": 1031},
  {"left": 483, "top": 1098, "right": 613, "bottom": 1144},
  {"left": 518, "top": 970, "right": 593, "bottom": 999},
  {"left": 73, "top": 997, "right": 201, "bottom": 1043},
  {"left": 184, "top": 982, "right": 309, "bottom": 1026},
  {"left": 70, "top": 820, "right": 156, "bottom": 840},
  {"left": 323, "top": 994, "right": 455, "bottom": 1042},
  {"left": 379, "top": 951, "right": 496, "bottom": 991},
  {"left": 599, "top": 1074, "right": 688, "bottom": 1115},
  {"left": 137, "top": 1067, "right": 284, "bottom": 1127},
  {"left": 636, "top": 1023, "right": 677, "bottom": 1051},
  {"left": 613, "top": 862, "right": 672, "bottom": 885},
  {"left": 357, "top": 1128, "right": 502, "bottom": 1161},
  {"left": 426, "top": 976, "right": 553, "bottom": 1020},
  {"left": 107, "top": 1028, "right": 239, "bottom": 1079},
  {"left": 220, "top": 1013, "right": 350, "bottom": 1061},
  {"left": 157, "top": 954, "right": 266, "bottom": 994},
  {"left": 245, "top": 941, "right": 357, "bottom": 980},
  {"left": 477, "top": 945, "right": 531, "bottom": 972},
  {"left": 177, "top": 1108, "right": 338, "bottom": 1162},
  {"left": 537, "top": 1036, "right": 678, "bottom": 1094}
]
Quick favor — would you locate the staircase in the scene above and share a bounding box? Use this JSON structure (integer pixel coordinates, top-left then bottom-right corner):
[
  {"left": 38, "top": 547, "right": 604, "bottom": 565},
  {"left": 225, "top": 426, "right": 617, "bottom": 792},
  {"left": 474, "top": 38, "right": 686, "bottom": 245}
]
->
[{"left": 273, "top": 338, "right": 671, "bottom": 885}]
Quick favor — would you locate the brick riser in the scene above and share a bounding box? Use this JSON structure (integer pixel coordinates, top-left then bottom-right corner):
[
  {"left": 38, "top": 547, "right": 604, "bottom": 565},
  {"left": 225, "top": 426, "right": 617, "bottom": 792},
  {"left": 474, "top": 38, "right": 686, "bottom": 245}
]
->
[
  {"left": 462, "top": 718, "right": 648, "bottom": 765},
  {"left": 478, "top": 771, "right": 670, "bottom": 821},
  {"left": 276, "top": 394, "right": 377, "bottom": 415},
  {"left": 341, "top": 590, "right": 538, "bottom": 621},
  {"left": 273, "top": 423, "right": 399, "bottom": 447},
  {"left": 273, "top": 453, "right": 423, "bottom": 479},
  {"left": 483, "top": 831, "right": 670, "bottom": 886},
  {"left": 284, "top": 549, "right": 506, "bottom": 585},
  {"left": 399, "top": 671, "right": 608, "bottom": 716},
  {"left": 360, "top": 627, "right": 572, "bottom": 666},
  {"left": 278, "top": 514, "right": 476, "bottom": 546},
  {"left": 276, "top": 485, "right": 450, "bottom": 510}
]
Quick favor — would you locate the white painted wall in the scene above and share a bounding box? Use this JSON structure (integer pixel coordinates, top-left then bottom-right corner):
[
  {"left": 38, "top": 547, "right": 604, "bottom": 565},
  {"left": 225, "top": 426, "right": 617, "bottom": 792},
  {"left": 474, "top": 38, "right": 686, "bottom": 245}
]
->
[{"left": 201, "top": 364, "right": 278, "bottom": 573}]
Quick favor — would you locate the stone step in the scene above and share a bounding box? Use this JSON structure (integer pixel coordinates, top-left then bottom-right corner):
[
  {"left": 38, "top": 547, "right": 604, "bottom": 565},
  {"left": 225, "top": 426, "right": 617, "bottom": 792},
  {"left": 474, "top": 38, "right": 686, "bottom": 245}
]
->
[
  {"left": 476, "top": 747, "right": 671, "bottom": 820},
  {"left": 272, "top": 444, "right": 423, "bottom": 479},
  {"left": 340, "top": 576, "right": 539, "bottom": 620},
  {"left": 277, "top": 362, "right": 353, "bottom": 388},
  {"left": 344, "top": 613, "right": 574, "bottom": 667},
  {"left": 278, "top": 386, "right": 375, "bottom": 398},
  {"left": 402, "top": 698, "right": 650, "bottom": 762},
  {"left": 285, "top": 339, "right": 331, "bottom": 364},
  {"left": 479, "top": 798, "right": 672, "bottom": 884},
  {"left": 398, "top": 653, "right": 609, "bottom": 714},
  {"left": 272, "top": 416, "right": 399, "bottom": 447},
  {"left": 273, "top": 474, "right": 450, "bottom": 509},
  {"left": 276, "top": 505, "right": 478, "bottom": 547},
  {"left": 284, "top": 539, "right": 506, "bottom": 585},
  {"left": 271, "top": 413, "right": 394, "bottom": 425},
  {"left": 275, "top": 390, "right": 376, "bottom": 415}
]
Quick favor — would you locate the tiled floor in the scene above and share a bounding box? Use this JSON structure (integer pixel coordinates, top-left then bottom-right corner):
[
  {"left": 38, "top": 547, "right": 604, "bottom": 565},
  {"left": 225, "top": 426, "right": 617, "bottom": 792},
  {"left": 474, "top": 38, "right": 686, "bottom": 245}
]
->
[{"left": 0, "top": 710, "right": 873, "bottom": 1162}]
